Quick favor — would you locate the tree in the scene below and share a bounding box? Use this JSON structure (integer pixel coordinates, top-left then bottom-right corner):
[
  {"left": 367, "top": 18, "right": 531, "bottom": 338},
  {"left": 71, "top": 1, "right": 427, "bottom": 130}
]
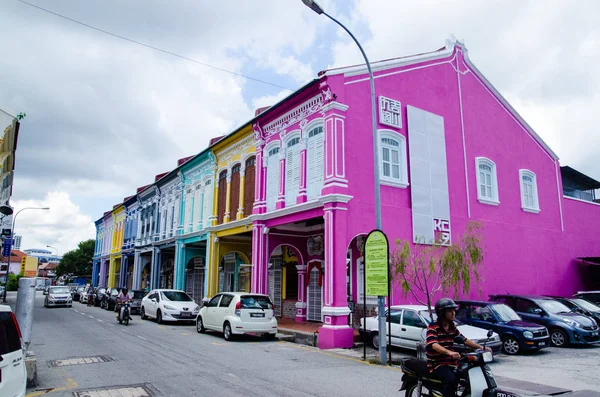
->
[
  {"left": 7, "top": 272, "right": 23, "bottom": 291},
  {"left": 391, "top": 221, "right": 485, "bottom": 321},
  {"left": 56, "top": 239, "right": 95, "bottom": 277}
]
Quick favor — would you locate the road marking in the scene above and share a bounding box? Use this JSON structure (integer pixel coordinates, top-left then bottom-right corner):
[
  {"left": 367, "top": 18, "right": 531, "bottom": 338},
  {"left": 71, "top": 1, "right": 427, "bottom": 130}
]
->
[
  {"left": 49, "top": 356, "right": 114, "bottom": 367},
  {"left": 26, "top": 378, "right": 77, "bottom": 397},
  {"left": 108, "top": 324, "right": 115, "bottom": 327},
  {"left": 211, "top": 342, "right": 228, "bottom": 346},
  {"left": 121, "top": 329, "right": 130, "bottom": 333},
  {"left": 97, "top": 319, "right": 103, "bottom": 322},
  {"left": 181, "top": 333, "right": 189, "bottom": 336},
  {"left": 80, "top": 312, "right": 86, "bottom": 315},
  {"left": 157, "top": 325, "right": 167, "bottom": 329},
  {"left": 88, "top": 315, "right": 94, "bottom": 319},
  {"left": 227, "top": 373, "right": 237, "bottom": 378},
  {"left": 137, "top": 335, "right": 148, "bottom": 341}
]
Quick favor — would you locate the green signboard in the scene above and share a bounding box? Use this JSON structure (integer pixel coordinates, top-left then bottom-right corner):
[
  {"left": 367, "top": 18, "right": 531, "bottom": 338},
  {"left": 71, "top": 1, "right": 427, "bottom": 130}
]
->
[{"left": 365, "top": 229, "right": 389, "bottom": 297}]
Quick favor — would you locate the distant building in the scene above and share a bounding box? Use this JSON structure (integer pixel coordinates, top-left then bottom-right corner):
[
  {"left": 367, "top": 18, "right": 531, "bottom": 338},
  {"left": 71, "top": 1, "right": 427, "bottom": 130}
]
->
[
  {"left": 13, "top": 235, "right": 21, "bottom": 250},
  {"left": 23, "top": 248, "right": 62, "bottom": 265}
]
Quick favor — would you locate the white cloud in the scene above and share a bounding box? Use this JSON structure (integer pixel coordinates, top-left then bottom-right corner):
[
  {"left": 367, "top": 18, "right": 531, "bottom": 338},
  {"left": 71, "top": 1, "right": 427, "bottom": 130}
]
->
[{"left": 11, "top": 192, "right": 96, "bottom": 255}]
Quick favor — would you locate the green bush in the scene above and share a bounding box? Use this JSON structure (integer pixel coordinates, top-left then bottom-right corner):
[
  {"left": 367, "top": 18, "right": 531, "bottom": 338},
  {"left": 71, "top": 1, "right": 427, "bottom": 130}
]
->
[{"left": 7, "top": 273, "right": 23, "bottom": 291}]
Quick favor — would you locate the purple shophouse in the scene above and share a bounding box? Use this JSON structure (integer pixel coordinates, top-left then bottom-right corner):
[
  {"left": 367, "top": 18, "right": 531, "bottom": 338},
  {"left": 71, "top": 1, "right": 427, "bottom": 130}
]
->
[{"left": 248, "top": 38, "right": 600, "bottom": 349}]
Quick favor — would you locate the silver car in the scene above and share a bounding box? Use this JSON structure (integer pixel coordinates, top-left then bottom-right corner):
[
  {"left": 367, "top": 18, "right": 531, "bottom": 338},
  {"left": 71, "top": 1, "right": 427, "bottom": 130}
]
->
[{"left": 44, "top": 286, "right": 73, "bottom": 308}]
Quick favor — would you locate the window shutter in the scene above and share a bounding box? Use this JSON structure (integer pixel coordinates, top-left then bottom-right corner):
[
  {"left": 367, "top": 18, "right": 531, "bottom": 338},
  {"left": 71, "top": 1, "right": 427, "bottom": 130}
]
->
[
  {"left": 244, "top": 157, "right": 255, "bottom": 217},
  {"left": 185, "top": 189, "right": 193, "bottom": 231},
  {"left": 193, "top": 186, "right": 201, "bottom": 230},
  {"left": 202, "top": 181, "right": 212, "bottom": 227},
  {"left": 307, "top": 129, "right": 324, "bottom": 200},
  {"left": 230, "top": 166, "right": 241, "bottom": 218},
  {"left": 266, "top": 153, "right": 279, "bottom": 211},
  {"left": 285, "top": 145, "right": 300, "bottom": 205},
  {"left": 217, "top": 171, "right": 227, "bottom": 223}
]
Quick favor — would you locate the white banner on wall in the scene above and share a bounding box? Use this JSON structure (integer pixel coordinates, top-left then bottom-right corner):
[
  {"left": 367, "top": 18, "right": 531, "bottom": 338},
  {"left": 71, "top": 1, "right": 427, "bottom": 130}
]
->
[{"left": 407, "top": 106, "right": 451, "bottom": 245}]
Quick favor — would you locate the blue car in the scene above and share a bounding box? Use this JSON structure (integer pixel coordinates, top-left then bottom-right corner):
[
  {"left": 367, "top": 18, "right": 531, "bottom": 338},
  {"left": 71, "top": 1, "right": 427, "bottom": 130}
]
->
[
  {"left": 456, "top": 300, "right": 550, "bottom": 355},
  {"left": 489, "top": 294, "right": 600, "bottom": 348}
]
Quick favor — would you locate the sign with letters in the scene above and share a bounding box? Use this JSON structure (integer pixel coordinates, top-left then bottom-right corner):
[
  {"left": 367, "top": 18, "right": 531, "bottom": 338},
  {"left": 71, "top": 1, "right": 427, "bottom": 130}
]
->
[{"left": 364, "top": 230, "right": 389, "bottom": 297}]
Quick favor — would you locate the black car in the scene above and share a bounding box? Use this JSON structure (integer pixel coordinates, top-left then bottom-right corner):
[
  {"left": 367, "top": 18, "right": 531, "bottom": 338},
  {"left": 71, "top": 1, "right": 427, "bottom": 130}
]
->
[
  {"left": 547, "top": 296, "right": 600, "bottom": 327},
  {"left": 94, "top": 287, "right": 108, "bottom": 307},
  {"left": 73, "top": 286, "right": 85, "bottom": 302},
  {"left": 456, "top": 300, "right": 550, "bottom": 355},
  {"left": 102, "top": 288, "right": 120, "bottom": 311},
  {"left": 129, "top": 290, "right": 145, "bottom": 314}
]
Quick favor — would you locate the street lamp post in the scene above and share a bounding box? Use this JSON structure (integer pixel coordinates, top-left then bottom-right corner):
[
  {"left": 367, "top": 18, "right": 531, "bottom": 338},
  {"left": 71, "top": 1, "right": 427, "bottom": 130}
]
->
[
  {"left": 302, "top": 0, "right": 387, "bottom": 364},
  {"left": 2, "top": 206, "right": 50, "bottom": 302},
  {"left": 46, "top": 245, "right": 59, "bottom": 257}
]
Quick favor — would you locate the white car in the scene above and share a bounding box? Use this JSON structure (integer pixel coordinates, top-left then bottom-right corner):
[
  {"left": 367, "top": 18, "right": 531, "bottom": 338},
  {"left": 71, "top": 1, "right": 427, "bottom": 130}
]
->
[
  {"left": 360, "top": 305, "right": 502, "bottom": 356},
  {"left": 140, "top": 289, "right": 199, "bottom": 323},
  {"left": 196, "top": 292, "right": 278, "bottom": 341},
  {"left": 44, "top": 286, "right": 73, "bottom": 308},
  {"left": 0, "top": 304, "right": 26, "bottom": 397}
]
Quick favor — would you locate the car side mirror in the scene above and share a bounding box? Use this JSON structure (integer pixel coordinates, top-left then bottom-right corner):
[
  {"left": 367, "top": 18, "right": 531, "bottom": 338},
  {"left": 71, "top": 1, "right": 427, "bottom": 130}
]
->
[
  {"left": 487, "top": 329, "right": 494, "bottom": 338},
  {"left": 533, "top": 308, "right": 543, "bottom": 315},
  {"left": 203, "top": 301, "right": 209, "bottom": 307},
  {"left": 151, "top": 298, "right": 157, "bottom": 303}
]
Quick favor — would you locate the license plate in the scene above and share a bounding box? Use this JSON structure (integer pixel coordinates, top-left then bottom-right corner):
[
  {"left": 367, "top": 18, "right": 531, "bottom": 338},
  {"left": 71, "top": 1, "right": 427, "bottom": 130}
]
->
[
  {"left": 179, "top": 312, "right": 192, "bottom": 317},
  {"left": 250, "top": 313, "right": 265, "bottom": 318},
  {"left": 538, "top": 342, "right": 546, "bottom": 346}
]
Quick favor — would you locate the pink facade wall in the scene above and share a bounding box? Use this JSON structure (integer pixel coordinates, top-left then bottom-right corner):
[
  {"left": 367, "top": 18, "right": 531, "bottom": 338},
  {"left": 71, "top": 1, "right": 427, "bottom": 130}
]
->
[{"left": 333, "top": 45, "right": 600, "bottom": 304}]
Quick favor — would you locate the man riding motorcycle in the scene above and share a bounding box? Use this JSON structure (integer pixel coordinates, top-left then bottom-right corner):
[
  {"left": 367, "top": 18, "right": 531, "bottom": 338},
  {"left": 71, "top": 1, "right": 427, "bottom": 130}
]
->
[
  {"left": 426, "top": 298, "right": 492, "bottom": 397},
  {"left": 116, "top": 287, "right": 133, "bottom": 322}
]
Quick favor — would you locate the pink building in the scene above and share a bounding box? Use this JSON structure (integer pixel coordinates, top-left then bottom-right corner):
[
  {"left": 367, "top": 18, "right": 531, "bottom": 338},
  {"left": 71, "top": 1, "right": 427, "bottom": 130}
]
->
[{"left": 249, "top": 38, "right": 600, "bottom": 349}]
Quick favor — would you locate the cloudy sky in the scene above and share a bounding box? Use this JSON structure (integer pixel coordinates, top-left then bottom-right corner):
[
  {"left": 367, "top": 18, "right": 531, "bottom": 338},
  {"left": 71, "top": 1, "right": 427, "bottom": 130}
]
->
[{"left": 1, "top": 0, "right": 598, "bottom": 255}]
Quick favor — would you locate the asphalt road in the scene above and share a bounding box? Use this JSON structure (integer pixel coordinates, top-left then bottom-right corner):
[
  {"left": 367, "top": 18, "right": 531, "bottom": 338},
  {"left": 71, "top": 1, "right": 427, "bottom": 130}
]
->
[{"left": 25, "top": 294, "right": 405, "bottom": 397}]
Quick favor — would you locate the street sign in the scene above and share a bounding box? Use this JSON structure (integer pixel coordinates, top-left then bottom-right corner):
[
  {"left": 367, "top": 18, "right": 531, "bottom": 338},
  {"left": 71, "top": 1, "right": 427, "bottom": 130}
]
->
[
  {"left": 364, "top": 230, "right": 389, "bottom": 296},
  {"left": 2, "top": 237, "right": 12, "bottom": 257}
]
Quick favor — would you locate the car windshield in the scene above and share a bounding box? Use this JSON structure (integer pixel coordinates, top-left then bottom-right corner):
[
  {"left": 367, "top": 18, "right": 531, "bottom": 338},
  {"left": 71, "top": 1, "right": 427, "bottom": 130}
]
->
[
  {"left": 111, "top": 290, "right": 119, "bottom": 296},
  {"left": 77, "top": 287, "right": 85, "bottom": 292},
  {"left": 572, "top": 298, "right": 600, "bottom": 312},
  {"left": 50, "top": 287, "right": 70, "bottom": 294},
  {"left": 418, "top": 310, "right": 463, "bottom": 325},
  {"left": 537, "top": 299, "right": 571, "bottom": 314},
  {"left": 132, "top": 291, "right": 145, "bottom": 299},
  {"left": 490, "top": 304, "right": 521, "bottom": 321},
  {"left": 160, "top": 291, "right": 193, "bottom": 302},
  {"left": 240, "top": 295, "right": 272, "bottom": 309}
]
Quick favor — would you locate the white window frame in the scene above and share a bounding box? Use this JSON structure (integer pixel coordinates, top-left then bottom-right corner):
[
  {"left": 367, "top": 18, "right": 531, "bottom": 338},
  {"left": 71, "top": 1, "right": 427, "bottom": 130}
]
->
[
  {"left": 475, "top": 157, "right": 499, "bottom": 206},
  {"left": 284, "top": 131, "right": 302, "bottom": 206},
  {"left": 378, "top": 130, "right": 408, "bottom": 188},
  {"left": 519, "top": 169, "right": 540, "bottom": 213},
  {"left": 306, "top": 121, "right": 325, "bottom": 200},
  {"left": 264, "top": 141, "right": 281, "bottom": 212}
]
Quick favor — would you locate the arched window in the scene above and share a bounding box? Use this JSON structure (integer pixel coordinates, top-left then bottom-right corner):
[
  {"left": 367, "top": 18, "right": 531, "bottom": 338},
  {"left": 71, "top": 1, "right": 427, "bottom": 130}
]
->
[
  {"left": 475, "top": 157, "right": 499, "bottom": 205},
  {"left": 519, "top": 169, "right": 540, "bottom": 213},
  {"left": 307, "top": 125, "right": 325, "bottom": 199},
  {"left": 265, "top": 145, "right": 280, "bottom": 211},
  {"left": 378, "top": 130, "right": 408, "bottom": 187}
]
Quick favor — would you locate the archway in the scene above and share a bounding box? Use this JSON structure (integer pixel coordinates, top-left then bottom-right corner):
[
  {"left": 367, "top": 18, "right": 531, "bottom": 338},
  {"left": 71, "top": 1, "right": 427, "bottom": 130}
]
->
[
  {"left": 160, "top": 259, "right": 174, "bottom": 289},
  {"left": 141, "top": 263, "right": 151, "bottom": 292},
  {"left": 185, "top": 256, "right": 205, "bottom": 304},
  {"left": 268, "top": 244, "right": 302, "bottom": 319},
  {"left": 218, "top": 251, "right": 250, "bottom": 293},
  {"left": 347, "top": 233, "right": 369, "bottom": 328}
]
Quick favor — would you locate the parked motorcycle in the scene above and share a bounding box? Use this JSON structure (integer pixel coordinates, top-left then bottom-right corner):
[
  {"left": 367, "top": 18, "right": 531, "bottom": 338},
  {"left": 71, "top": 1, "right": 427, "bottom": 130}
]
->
[
  {"left": 399, "top": 330, "right": 520, "bottom": 397},
  {"left": 118, "top": 302, "right": 132, "bottom": 326}
]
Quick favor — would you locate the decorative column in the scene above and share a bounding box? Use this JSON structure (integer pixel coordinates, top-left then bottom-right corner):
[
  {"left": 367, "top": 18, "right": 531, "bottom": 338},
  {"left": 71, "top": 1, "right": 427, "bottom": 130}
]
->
[
  {"left": 211, "top": 175, "right": 220, "bottom": 226},
  {"left": 251, "top": 222, "right": 269, "bottom": 294},
  {"left": 173, "top": 242, "right": 184, "bottom": 290},
  {"left": 224, "top": 170, "right": 232, "bottom": 223},
  {"left": 108, "top": 257, "right": 116, "bottom": 288},
  {"left": 92, "top": 260, "right": 99, "bottom": 287},
  {"left": 208, "top": 234, "right": 220, "bottom": 296},
  {"left": 120, "top": 255, "right": 128, "bottom": 288},
  {"left": 252, "top": 129, "right": 267, "bottom": 214},
  {"left": 151, "top": 247, "right": 161, "bottom": 290},
  {"left": 318, "top": 198, "right": 354, "bottom": 349},
  {"left": 295, "top": 264, "right": 307, "bottom": 322},
  {"left": 132, "top": 250, "right": 141, "bottom": 290},
  {"left": 322, "top": 101, "right": 350, "bottom": 196},
  {"left": 297, "top": 137, "right": 308, "bottom": 204},
  {"left": 237, "top": 165, "right": 246, "bottom": 220},
  {"left": 276, "top": 150, "right": 286, "bottom": 209}
]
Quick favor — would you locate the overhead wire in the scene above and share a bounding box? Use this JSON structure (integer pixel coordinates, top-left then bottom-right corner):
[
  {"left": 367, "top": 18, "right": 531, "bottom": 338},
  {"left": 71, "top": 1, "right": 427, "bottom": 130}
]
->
[{"left": 14, "top": 0, "right": 295, "bottom": 92}]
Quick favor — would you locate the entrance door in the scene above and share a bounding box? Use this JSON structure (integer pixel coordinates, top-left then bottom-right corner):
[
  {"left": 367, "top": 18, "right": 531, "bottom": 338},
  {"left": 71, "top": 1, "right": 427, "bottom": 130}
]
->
[
  {"left": 185, "top": 257, "right": 205, "bottom": 304},
  {"left": 268, "top": 258, "right": 282, "bottom": 317},
  {"left": 307, "top": 265, "right": 322, "bottom": 322}
]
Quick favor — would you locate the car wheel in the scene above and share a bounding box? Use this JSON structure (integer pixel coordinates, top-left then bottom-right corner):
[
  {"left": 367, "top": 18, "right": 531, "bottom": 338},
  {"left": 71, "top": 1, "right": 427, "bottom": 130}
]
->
[
  {"left": 223, "top": 322, "right": 233, "bottom": 341},
  {"left": 502, "top": 336, "right": 520, "bottom": 355},
  {"left": 196, "top": 317, "right": 206, "bottom": 333},
  {"left": 550, "top": 329, "right": 568, "bottom": 347},
  {"left": 141, "top": 307, "right": 147, "bottom": 320},
  {"left": 156, "top": 310, "right": 163, "bottom": 324},
  {"left": 371, "top": 333, "right": 379, "bottom": 350}
]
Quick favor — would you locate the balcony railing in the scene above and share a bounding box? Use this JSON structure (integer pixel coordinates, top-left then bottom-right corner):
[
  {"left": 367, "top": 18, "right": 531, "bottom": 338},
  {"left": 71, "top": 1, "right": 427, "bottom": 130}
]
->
[{"left": 564, "top": 187, "right": 598, "bottom": 203}]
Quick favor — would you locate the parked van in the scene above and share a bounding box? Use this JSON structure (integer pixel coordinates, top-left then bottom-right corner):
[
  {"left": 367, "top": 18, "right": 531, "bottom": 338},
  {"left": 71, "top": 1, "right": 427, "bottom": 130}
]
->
[{"left": 0, "top": 304, "right": 26, "bottom": 397}]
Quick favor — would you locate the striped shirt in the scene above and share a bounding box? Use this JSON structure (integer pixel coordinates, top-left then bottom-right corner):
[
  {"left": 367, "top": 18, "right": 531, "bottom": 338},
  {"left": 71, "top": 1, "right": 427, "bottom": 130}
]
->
[{"left": 425, "top": 320, "right": 465, "bottom": 372}]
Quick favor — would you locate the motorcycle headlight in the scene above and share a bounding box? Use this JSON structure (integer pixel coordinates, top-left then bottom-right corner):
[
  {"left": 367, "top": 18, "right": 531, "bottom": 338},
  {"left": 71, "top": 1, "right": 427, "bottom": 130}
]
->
[
  {"left": 482, "top": 351, "right": 493, "bottom": 363},
  {"left": 523, "top": 331, "right": 534, "bottom": 339},
  {"left": 164, "top": 304, "right": 176, "bottom": 310},
  {"left": 564, "top": 318, "right": 581, "bottom": 328}
]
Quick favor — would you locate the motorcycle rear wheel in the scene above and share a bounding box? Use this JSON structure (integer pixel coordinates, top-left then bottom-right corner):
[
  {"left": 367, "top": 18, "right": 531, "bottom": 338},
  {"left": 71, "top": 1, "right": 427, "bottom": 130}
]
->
[{"left": 405, "top": 383, "right": 434, "bottom": 397}]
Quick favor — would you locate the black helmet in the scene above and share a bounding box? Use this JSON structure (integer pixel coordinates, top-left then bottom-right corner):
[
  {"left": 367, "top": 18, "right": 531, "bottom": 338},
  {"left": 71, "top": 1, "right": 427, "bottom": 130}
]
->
[{"left": 435, "top": 298, "right": 458, "bottom": 319}]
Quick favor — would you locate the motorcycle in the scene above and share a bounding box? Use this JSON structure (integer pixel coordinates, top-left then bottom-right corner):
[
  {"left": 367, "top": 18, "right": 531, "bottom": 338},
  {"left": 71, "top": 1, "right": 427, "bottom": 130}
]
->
[
  {"left": 399, "top": 330, "right": 520, "bottom": 397},
  {"left": 87, "top": 293, "right": 95, "bottom": 307},
  {"left": 117, "top": 302, "right": 132, "bottom": 326}
]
